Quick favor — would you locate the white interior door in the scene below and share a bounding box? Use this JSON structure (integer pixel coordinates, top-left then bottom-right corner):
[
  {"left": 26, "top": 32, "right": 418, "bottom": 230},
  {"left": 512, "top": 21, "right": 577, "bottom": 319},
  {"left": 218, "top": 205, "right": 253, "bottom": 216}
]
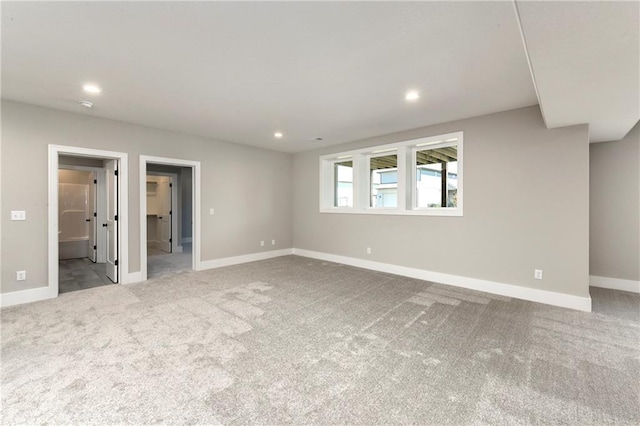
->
[
  {"left": 157, "top": 178, "right": 172, "bottom": 253},
  {"left": 96, "top": 170, "right": 107, "bottom": 264},
  {"left": 105, "top": 160, "right": 118, "bottom": 283},
  {"left": 87, "top": 172, "right": 97, "bottom": 262}
]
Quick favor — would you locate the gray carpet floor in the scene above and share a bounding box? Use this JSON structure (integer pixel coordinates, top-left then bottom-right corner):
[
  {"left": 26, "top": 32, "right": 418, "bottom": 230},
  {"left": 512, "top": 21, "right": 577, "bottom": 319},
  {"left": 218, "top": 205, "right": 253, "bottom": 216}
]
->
[{"left": 1, "top": 255, "right": 638, "bottom": 425}]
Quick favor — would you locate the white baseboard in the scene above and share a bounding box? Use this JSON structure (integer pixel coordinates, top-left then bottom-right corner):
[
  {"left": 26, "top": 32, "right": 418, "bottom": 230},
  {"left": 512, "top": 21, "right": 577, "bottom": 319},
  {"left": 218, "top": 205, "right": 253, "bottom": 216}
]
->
[
  {"left": 182, "top": 237, "right": 192, "bottom": 243},
  {"left": 124, "top": 271, "right": 144, "bottom": 285},
  {"left": 292, "top": 249, "right": 592, "bottom": 312},
  {"left": 198, "top": 248, "right": 294, "bottom": 271},
  {"left": 1, "top": 249, "right": 595, "bottom": 313},
  {"left": 590, "top": 275, "right": 640, "bottom": 293},
  {"left": 0, "top": 286, "right": 57, "bottom": 308}
]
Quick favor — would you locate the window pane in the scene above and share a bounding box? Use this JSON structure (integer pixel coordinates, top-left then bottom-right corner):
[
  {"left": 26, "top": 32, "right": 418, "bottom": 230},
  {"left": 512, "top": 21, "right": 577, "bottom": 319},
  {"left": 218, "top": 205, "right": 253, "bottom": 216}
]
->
[
  {"left": 370, "top": 153, "right": 398, "bottom": 207},
  {"left": 416, "top": 146, "right": 458, "bottom": 208},
  {"left": 334, "top": 160, "right": 353, "bottom": 207}
]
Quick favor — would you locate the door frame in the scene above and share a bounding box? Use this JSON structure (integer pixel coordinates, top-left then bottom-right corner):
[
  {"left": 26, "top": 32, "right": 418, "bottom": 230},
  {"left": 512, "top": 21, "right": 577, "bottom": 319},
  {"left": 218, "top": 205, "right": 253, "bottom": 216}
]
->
[
  {"left": 49, "top": 145, "right": 129, "bottom": 297},
  {"left": 58, "top": 165, "right": 107, "bottom": 263},
  {"left": 146, "top": 171, "right": 180, "bottom": 253},
  {"left": 139, "top": 155, "right": 201, "bottom": 282}
]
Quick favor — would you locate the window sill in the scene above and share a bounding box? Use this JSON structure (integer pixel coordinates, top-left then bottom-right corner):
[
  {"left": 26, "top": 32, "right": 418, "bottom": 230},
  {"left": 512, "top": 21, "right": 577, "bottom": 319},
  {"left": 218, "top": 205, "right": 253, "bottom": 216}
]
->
[{"left": 319, "top": 208, "right": 463, "bottom": 217}]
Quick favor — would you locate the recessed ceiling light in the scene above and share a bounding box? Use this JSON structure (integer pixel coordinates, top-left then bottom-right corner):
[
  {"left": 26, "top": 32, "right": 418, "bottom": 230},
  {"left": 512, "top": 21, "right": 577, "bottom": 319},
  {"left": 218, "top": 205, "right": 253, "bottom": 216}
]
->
[
  {"left": 83, "top": 84, "right": 102, "bottom": 94},
  {"left": 274, "top": 132, "right": 283, "bottom": 138},
  {"left": 405, "top": 91, "right": 420, "bottom": 101},
  {"left": 79, "top": 100, "right": 93, "bottom": 108}
]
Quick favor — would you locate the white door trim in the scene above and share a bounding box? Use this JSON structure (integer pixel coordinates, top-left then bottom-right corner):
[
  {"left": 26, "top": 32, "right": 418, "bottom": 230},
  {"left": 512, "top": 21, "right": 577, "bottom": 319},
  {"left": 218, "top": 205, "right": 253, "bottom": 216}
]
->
[
  {"left": 139, "top": 155, "right": 201, "bottom": 282},
  {"left": 49, "top": 145, "right": 129, "bottom": 299},
  {"left": 147, "top": 171, "right": 180, "bottom": 253}
]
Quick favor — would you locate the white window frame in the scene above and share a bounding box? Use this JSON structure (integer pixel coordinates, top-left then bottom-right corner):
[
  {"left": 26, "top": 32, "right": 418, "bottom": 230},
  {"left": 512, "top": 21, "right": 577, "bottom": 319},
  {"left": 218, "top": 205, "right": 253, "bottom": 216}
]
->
[
  {"left": 366, "top": 148, "right": 401, "bottom": 210},
  {"left": 330, "top": 156, "right": 355, "bottom": 209},
  {"left": 319, "top": 131, "right": 463, "bottom": 216}
]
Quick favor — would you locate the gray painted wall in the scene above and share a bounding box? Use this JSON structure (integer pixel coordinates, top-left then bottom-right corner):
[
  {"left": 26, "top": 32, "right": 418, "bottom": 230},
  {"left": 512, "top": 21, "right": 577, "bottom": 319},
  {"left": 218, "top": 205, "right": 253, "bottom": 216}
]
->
[
  {"left": 292, "top": 106, "right": 590, "bottom": 297},
  {"left": 1, "top": 100, "right": 293, "bottom": 293},
  {"left": 590, "top": 122, "right": 640, "bottom": 281},
  {"left": 0, "top": 101, "right": 597, "bottom": 299}
]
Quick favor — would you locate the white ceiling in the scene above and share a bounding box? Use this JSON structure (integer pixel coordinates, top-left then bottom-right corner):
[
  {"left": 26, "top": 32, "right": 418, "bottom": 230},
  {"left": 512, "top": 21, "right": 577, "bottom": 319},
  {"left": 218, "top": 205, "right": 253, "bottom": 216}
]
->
[{"left": 1, "top": 2, "right": 637, "bottom": 153}]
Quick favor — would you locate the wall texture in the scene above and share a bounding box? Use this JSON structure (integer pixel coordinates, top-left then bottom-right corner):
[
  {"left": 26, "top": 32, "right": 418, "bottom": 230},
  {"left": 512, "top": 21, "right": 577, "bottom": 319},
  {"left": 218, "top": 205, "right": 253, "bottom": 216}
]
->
[
  {"left": 1, "top": 101, "right": 596, "bottom": 300},
  {"left": 590, "top": 122, "right": 640, "bottom": 281},
  {"left": 1, "top": 100, "right": 293, "bottom": 294},
  {"left": 293, "top": 106, "right": 591, "bottom": 297}
]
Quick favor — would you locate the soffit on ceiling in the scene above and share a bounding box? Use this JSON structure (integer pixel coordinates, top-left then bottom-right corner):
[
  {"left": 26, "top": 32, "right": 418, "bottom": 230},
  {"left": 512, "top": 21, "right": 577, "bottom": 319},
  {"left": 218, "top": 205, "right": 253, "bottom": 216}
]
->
[{"left": 515, "top": 0, "right": 640, "bottom": 142}]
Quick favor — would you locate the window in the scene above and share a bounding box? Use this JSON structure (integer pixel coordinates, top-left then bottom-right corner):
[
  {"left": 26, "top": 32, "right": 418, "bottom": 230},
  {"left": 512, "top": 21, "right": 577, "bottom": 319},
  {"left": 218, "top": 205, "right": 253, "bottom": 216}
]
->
[
  {"left": 415, "top": 145, "right": 458, "bottom": 208},
  {"left": 320, "top": 132, "right": 463, "bottom": 216},
  {"left": 334, "top": 160, "right": 353, "bottom": 207},
  {"left": 370, "top": 152, "right": 398, "bottom": 208}
]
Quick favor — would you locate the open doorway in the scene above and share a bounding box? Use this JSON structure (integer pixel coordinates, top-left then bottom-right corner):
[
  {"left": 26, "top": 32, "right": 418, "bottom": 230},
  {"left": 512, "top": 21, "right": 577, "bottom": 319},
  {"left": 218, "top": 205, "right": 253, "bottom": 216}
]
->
[
  {"left": 56, "top": 155, "right": 120, "bottom": 293},
  {"left": 146, "top": 167, "right": 191, "bottom": 278},
  {"left": 49, "top": 145, "right": 129, "bottom": 298},
  {"left": 141, "top": 156, "right": 200, "bottom": 280},
  {"left": 57, "top": 159, "right": 113, "bottom": 293}
]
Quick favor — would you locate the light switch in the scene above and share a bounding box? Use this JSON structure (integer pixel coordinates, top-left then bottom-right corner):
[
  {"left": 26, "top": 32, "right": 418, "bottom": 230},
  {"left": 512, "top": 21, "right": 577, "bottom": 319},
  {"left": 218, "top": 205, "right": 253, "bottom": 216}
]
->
[
  {"left": 11, "top": 210, "right": 26, "bottom": 221},
  {"left": 209, "top": 208, "right": 215, "bottom": 215}
]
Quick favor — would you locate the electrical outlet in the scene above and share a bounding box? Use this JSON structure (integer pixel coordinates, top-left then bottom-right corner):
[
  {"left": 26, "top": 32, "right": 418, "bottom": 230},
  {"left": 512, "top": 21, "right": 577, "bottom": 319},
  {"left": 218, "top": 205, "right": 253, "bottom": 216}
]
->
[
  {"left": 209, "top": 208, "right": 215, "bottom": 215},
  {"left": 11, "top": 210, "right": 26, "bottom": 221},
  {"left": 260, "top": 240, "right": 265, "bottom": 247},
  {"left": 16, "top": 270, "right": 26, "bottom": 281},
  {"left": 272, "top": 239, "right": 276, "bottom": 246},
  {"left": 534, "top": 269, "right": 543, "bottom": 280},
  {"left": 366, "top": 247, "right": 372, "bottom": 254}
]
